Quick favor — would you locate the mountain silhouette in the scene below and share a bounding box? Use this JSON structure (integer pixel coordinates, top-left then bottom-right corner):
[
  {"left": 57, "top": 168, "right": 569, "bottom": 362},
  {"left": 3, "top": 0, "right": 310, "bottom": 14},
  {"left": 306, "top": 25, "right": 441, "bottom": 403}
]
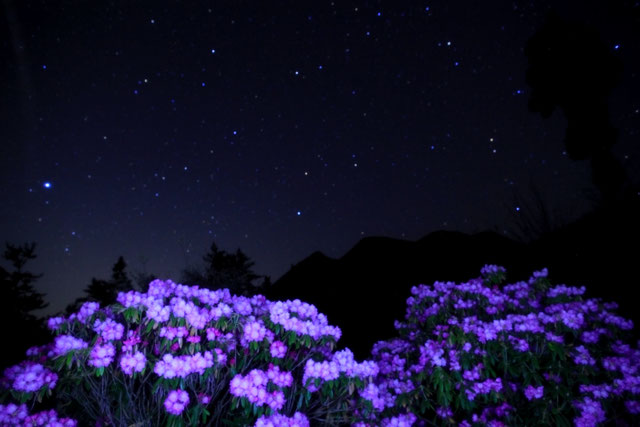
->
[
  {"left": 265, "top": 211, "right": 640, "bottom": 360},
  {"left": 265, "top": 231, "right": 532, "bottom": 359}
]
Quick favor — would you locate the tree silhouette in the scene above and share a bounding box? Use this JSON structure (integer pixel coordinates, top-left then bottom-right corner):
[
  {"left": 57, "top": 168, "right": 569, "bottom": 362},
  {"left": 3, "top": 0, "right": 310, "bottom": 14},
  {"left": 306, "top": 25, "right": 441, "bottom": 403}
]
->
[
  {"left": 181, "top": 242, "right": 267, "bottom": 296},
  {"left": 524, "top": 11, "right": 633, "bottom": 203},
  {"left": 66, "top": 256, "right": 135, "bottom": 313},
  {"left": 0, "top": 242, "right": 49, "bottom": 370},
  {"left": 130, "top": 255, "right": 157, "bottom": 291}
]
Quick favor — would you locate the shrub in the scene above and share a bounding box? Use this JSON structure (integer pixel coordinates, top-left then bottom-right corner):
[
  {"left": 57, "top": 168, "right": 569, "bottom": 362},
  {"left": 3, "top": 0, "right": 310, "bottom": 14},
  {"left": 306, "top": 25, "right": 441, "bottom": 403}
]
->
[
  {"left": 2, "top": 267, "right": 639, "bottom": 426},
  {"left": 357, "top": 266, "right": 640, "bottom": 426},
  {"left": 0, "top": 280, "right": 380, "bottom": 426}
]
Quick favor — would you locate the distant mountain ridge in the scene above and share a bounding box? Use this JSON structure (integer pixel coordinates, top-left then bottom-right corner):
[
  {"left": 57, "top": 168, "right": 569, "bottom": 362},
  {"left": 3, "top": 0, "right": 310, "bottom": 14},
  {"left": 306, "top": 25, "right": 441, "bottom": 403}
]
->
[
  {"left": 264, "top": 201, "right": 640, "bottom": 359},
  {"left": 264, "top": 230, "right": 533, "bottom": 358}
]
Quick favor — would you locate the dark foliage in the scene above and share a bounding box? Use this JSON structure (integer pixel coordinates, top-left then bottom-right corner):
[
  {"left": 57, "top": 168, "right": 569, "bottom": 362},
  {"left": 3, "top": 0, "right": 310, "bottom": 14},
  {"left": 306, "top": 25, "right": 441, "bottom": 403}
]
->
[
  {"left": 181, "top": 242, "right": 268, "bottom": 296},
  {"left": 65, "top": 256, "right": 136, "bottom": 313},
  {"left": 0, "top": 243, "right": 50, "bottom": 371},
  {"left": 524, "top": 10, "right": 633, "bottom": 204}
]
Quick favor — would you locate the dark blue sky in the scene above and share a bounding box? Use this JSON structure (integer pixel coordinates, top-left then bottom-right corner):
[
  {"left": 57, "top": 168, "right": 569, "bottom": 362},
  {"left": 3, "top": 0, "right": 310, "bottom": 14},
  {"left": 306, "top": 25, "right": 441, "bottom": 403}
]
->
[{"left": 1, "top": 0, "right": 638, "bottom": 315}]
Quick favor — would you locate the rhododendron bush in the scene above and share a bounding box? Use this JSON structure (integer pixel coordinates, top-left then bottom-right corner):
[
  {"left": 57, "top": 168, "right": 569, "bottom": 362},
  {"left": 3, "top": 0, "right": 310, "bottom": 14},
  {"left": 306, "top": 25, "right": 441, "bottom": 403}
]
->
[
  {"left": 0, "top": 280, "right": 380, "bottom": 426},
  {"left": 1, "top": 267, "right": 639, "bottom": 426},
  {"left": 359, "top": 266, "right": 640, "bottom": 426}
]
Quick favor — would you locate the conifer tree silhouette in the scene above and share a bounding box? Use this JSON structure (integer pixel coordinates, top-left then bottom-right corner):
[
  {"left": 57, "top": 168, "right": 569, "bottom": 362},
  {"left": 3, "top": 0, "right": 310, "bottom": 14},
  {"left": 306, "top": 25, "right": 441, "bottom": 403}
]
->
[
  {"left": 182, "top": 242, "right": 265, "bottom": 296},
  {"left": 0, "top": 242, "right": 49, "bottom": 370},
  {"left": 66, "top": 256, "right": 135, "bottom": 313}
]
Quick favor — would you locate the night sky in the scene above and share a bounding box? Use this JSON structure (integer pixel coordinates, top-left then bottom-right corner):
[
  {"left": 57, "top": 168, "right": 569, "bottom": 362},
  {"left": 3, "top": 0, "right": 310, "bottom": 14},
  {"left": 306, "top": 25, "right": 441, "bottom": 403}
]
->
[{"left": 2, "top": 1, "right": 639, "bottom": 316}]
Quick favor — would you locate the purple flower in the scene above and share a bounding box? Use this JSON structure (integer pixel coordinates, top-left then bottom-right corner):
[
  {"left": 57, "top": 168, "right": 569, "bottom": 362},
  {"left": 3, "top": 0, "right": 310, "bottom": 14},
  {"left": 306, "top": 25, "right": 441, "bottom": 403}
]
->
[
  {"left": 303, "top": 359, "right": 339, "bottom": 389},
  {"left": 573, "top": 397, "right": 606, "bottom": 426},
  {"left": 76, "top": 301, "right": 100, "bottom": 323},
  {"left": 153, "top": 352, "right": 213, "bottom": 379},
  {"left": 243, "top": 320, "right": 268, "bottom": 342},
  {"left": 380, "top": 412, "right": 417, "bottom": 426},
  {"left": 186, "top": 335, "right": 201, "bottom": 344},
  {"left": 481, "top": 265, "right": 506, "bottom": 276},
  {"left": 625, "top": 400, "right": 640, "bottom": 415},
  {"left": 255, "top": 412, "right": 310, "bottom": 427},
  {"left": 117, "top": 290, "right": 143, "bottom": 307},
  {"left": 436, "top": 406, "right": 454, "bottom": 418},
  {"left": 266, "top": 363, "right": 293, "bottom": 387},
  {"left": 0, "top": 403, "right": 29, "bottom": 423},
  {"left": 163, "top": 389, "right": 190, "bottom": 415},
  {"left": 233, "top": 297, "right": 253, "bottom": 315},
  {"left": 5, "top": 362, "right": 58, "bottom": 393},
  {"left": 573, "top": 345, "right": 596, "bottom": 366},
  {"left": 88, "top": 343, "right": 116, "bottom": 368},
  {"left": 93, "top": 318, "right": 124, "bottom": 341},
  {"left": 122, "top": 330, "right": 141, "bottom": 352},
  {"left": 47, "top": 316, "right": 65, "bottom": 331},
  {"left": 508, "top": 335, "right": 529, "bottom": 352},
  {"left": 265, "top": 390, "right": 285, "bottom": 411},
  {"left": 51, "top": 335, "right": 88, "bottom": 357},
  {"left": 269, "top": 340, "right": 287, "bottom": 358},
  {"left": 159, "top": 326, "right": 188, "bottom": 340},
  {"left": 198, "top": 393, "right": 211, "bottom": 405},
  {"left": 524, "top": 385, "right": 544, "bottom": 400},
  {"left": 145, "top": 302, "right": 171, "bottom": 322},
  {"left": 360, "top": 383, "right": 386, "bottom": 411},
  {"left": 120, "top": 351, "right": 146, "bottom": 375}
]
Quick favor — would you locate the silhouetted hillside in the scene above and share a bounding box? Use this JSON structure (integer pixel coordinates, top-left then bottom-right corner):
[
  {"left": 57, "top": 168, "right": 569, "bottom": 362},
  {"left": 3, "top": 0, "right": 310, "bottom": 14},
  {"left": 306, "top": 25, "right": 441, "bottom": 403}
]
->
[
  {"left": 266, "top": 202, "right": 640, "bottom": 360},
  {"left": 265, "top": 231, "right": 531, "bottom": 359}
]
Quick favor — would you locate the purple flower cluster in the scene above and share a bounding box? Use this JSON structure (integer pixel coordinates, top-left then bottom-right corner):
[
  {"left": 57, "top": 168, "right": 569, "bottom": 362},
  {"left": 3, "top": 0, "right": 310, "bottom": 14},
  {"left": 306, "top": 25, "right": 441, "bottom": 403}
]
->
[
  {"left": 163, "top": 389, "right": 189, "bottom": 416},
  {"left": 364, "top": 265, "right": 640, "bottom": 425},
  {"left": 354, "top": 412, "right": 417, "bottom": 427},
  {"left": 88, "top": 343, "right": 116, "bottom": 368},
  {"left": 145, "top": 301, "right": 171, "bottom": 323},
  {"left": 229, "top": 369, "right": 287, "bottom": 411},
  {"left": 255, "top": 411, "right": 310, "bottom": 427},
  {"left": 50, "top": 335, "right": 88, "bottom": 357},
  {"left": 465, "top": 377, "right": 503, "bottom": 401},
  {"left": 243, "top": 320, "right": 269, "bottom": 342},
  {"left": 158, "top": 325, "right": 189, "bottom": 340},
  {"left": 3, "top": 362, "right": 57, "bottom": 393},
  {"left": 579, "top": 383, "right": 612, "bottom": 400},
  {"left": 359, "top": 383, "right": 386, "bottom": 411},
  {"left": 73, "top": 301, "right": 100, "bottom": 324},
  {"left": 573, "top": 397, "right": 606, "bottom": 426},
  {"left": 93, "top": 318, "right": 124, "bottom": 341},
  {"left": 523, "top": 385, "right": 544, "bottom": 400},
  {"left": 303, "top": 349, "right": 378, "bottom": 391},
  {"left": 233, "top": 296, "right": 253, "bottom": 316},
  {"left": 507, "top": 335, "right": 529, "bottom": 352},
  {"left": 573, "top": 345, "right": 596, "bottom": 366},
  {"left": 547, "top": 284, "right": 586, "bottom": 298},
  {"left": 153, "top": 351, "right": 214, "bottom": 379},
  {"left": 269, "top": 340, "right": 287, "bottom": 358},
  {"left": 117, "top": 290, "right": 144, "bottom": 307},
  {"left": 266, "top": 363, "right": 293, "bottom": 387},
  {"left": 47, "top": 316, "right": 65, "bottom": 331},
  {"left": 480, "top": 264, "right": 506, "bottom": 277},
  {"left": 269, "top": 299, "right": 341, "bottom": 341},
  {"left": 119, "top": 351, "right": 146, "bottom": 375},
  {"left": 0, "top": 403, "right": 77, "bottom": 426}
]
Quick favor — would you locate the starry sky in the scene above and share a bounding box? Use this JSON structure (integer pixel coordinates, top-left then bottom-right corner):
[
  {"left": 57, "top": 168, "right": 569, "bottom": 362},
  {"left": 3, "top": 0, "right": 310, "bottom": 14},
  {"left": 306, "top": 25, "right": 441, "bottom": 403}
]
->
[{"left": 1, "top": 1, "right": 639, "bottom": 316}]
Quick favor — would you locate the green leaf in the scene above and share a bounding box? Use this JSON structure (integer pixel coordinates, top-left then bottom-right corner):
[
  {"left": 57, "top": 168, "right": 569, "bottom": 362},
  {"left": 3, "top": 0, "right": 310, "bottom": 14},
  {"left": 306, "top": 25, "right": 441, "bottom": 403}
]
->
[{"left": 296, "top": 393, "right": 304, "bottom": 410}]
